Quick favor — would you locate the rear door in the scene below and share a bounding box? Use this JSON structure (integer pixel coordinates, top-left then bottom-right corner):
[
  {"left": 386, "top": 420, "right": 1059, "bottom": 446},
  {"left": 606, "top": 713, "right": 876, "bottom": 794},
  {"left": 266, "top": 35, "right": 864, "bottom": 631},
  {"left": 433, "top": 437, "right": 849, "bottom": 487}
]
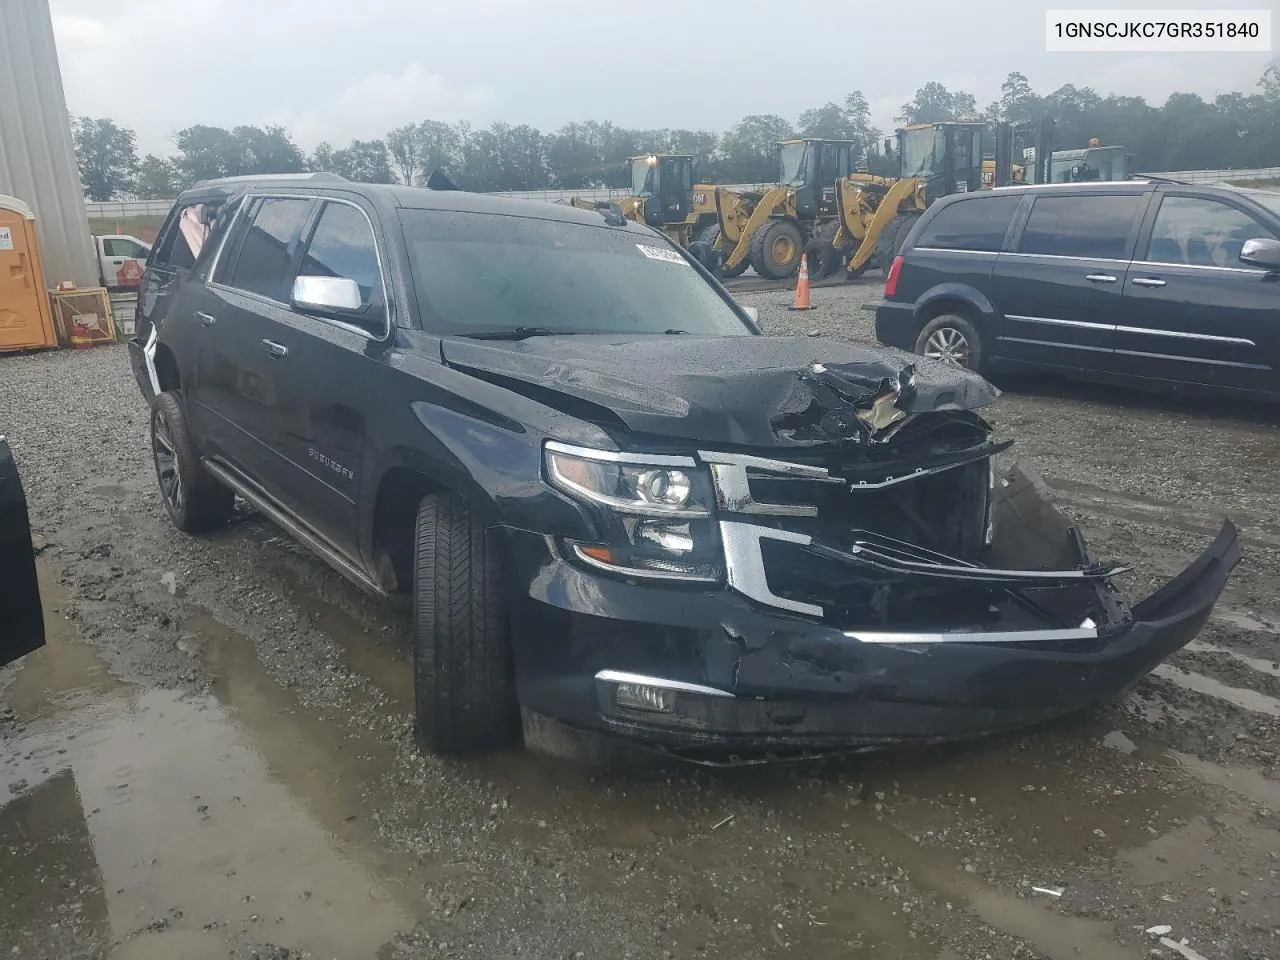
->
[
  {"left": 135, "top": 197, "right": 224, "bottom": 393},
  {"left": 0, "top": 437, "right": 44, "bottom": 667},
  {"left": 988, "top": 189, "right": 1151, "bottom": 370},
  {"left": 188, "top": 195, "right": 317, "bottom": 491},
  {"left": 1117, "top": 191, "right": 1280, "bottom": 393}
]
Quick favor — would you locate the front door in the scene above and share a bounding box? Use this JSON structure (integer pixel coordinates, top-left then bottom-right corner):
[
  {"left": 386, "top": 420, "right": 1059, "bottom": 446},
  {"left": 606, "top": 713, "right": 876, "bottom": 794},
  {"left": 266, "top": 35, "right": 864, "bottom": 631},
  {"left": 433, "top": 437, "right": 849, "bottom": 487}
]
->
[
  {"left": 988, "top": 190, "right": 1150, "bottom": 371},
  {"left": 249, "top": 199, "right": 386, "bottom": 557},
  {"left": 1117, "top": 192, "right": 1280, "bottom": 393}
]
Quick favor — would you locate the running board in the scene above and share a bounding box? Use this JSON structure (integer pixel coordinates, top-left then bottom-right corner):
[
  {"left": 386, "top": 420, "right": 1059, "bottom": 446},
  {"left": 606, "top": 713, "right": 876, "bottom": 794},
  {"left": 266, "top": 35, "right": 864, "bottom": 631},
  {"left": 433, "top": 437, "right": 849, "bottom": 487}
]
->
[{"left": 202, "top": 458, "right": 388, "bottom": 601}]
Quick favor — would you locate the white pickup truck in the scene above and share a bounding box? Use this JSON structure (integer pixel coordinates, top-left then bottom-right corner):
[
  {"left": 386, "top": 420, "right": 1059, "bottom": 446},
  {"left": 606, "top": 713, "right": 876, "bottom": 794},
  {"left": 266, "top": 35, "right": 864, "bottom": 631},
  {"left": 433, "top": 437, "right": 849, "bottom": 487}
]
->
[{"left": 93, "top": 234, "right": 151, "bottom": 291}]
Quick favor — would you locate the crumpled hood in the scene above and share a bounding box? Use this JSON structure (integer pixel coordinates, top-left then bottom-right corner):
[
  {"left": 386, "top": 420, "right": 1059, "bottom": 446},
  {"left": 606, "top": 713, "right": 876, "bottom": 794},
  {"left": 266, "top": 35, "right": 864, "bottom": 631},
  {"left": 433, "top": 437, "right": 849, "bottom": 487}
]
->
[{"left": 441, "top": 334, "right": 1000, "bottom": 447}]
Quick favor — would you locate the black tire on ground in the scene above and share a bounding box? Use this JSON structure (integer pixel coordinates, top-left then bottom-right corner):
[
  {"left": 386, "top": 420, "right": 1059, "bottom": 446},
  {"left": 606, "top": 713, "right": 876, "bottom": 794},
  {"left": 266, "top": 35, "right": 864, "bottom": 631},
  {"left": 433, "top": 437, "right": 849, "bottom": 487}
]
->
[
  {"left": 687, "top": 240, "right": 719, "bottom": 275},
  {"left": 412, "top": 491, "right": 519, "bottom": 755},
  {"left": 694, "top": 220, "right": 721, "bottom": 244},
  {"left": 875, "top": 213, "right": 920, "bottom": 272},
  {"left": 914, "top": 313, "right": 986, "bottom": 374},
  {"left": 149, "top": 391, "right": 234, "bottom": 533},
  {"left": 699, "top": 224, "right": 749, "bottom": 278},
  {"left": 801, "top": 238, "right": 840, "bottom": 280},
  {"left": 749, "top": 219, "right": 805, "bottom": 281}
]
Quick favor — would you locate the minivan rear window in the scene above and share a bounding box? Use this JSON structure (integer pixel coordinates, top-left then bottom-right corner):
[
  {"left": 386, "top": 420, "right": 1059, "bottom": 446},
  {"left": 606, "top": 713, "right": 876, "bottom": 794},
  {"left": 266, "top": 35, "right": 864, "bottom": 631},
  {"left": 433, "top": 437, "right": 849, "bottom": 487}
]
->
[
  {"left": 1017, "top": 194, "right": 1144, "bottom": 260},
  {"left": 914, "top": 196, "right": 1019, "bottom": 252},
  {"left": 398, "top": 210, "right": 753, "bottom": 339}
]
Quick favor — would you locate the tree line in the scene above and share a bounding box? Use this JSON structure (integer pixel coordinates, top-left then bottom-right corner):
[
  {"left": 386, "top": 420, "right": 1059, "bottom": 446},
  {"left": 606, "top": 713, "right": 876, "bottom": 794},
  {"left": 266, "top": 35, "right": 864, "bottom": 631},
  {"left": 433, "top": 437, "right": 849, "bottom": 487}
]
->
[{"left": 73, "top": 66, "right": 1280, "bottom": 202}]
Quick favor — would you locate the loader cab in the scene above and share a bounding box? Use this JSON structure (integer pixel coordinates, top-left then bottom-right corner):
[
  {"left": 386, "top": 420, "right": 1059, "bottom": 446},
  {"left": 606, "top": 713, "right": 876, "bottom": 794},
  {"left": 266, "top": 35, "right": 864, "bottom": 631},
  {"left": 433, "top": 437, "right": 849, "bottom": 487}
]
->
[
  {"left": 896, "top": 122, "right": 985, "bottom": 203},
  {"left": 629, "top": 154, "right": 695, "bottom": 227},
  {"left": 777, "top": 139, "right": 855, "bottom": 219},
  {"left": 1046, "top": 145, "right": 1130, "bottom": 184}
]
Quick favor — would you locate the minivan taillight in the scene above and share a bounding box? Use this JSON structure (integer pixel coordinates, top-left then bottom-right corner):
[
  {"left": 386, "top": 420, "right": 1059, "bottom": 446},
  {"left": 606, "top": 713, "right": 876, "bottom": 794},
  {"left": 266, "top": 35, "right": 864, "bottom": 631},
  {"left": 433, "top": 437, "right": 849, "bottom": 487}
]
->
[{"left": 883, "top": 255, "right": 904, "bottom": 298}]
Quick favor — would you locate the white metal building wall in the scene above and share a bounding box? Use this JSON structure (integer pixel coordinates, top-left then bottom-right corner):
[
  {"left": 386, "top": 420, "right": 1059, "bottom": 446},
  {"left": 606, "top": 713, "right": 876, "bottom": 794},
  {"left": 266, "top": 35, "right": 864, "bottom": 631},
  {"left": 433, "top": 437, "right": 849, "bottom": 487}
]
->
[{"left": 0, "top": 0, "right": 98, "bottom": 288}]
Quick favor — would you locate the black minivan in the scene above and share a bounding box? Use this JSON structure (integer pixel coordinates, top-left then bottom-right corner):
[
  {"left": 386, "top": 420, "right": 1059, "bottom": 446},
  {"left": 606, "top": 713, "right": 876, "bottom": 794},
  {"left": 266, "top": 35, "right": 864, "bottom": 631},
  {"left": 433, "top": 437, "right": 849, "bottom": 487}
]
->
[{"left": 870, "top": 180, "right": 1280, "bottom": 397}]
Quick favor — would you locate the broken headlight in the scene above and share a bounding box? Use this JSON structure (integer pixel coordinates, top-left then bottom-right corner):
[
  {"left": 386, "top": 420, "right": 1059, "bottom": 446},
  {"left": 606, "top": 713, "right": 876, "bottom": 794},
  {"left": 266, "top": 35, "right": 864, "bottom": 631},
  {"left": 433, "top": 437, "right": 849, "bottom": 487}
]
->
[{"left": 544, "top": 441, "right": 721, "bottom": 582}]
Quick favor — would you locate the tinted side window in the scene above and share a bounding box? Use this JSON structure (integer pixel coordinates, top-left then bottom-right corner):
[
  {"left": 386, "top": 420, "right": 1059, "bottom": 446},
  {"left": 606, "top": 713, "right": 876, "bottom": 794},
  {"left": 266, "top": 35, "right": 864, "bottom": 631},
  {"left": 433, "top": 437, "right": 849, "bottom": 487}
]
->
[
  {"left": 224, "top": 198, "right": 312, "bottom": 301},
  {"left": 1145, "top": 196, "right": 1275, "bottom": 268},
  {"left": 297, "top": 202, "right": 385, "bottom": 333},
  {"left": 152, "top": 201, "right": 219, "bottom": 270},
  {"left": 914, "top": 196, "right": 1019, "bottom": 251},
  {"left": 1018, "top": 194, "right": 1144, "bottom": 260}
]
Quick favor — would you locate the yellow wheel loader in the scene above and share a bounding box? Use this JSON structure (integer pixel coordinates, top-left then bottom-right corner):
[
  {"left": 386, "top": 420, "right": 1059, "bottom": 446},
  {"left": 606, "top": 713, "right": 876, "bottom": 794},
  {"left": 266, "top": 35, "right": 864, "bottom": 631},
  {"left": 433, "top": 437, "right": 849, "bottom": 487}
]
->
[
  {"left": 811, "top": 117, "right": 1055, "bottom": 280},
  {"left": 708, "top": 138, "right": 859, "bottom": 281},
  {"left": 565, "top": 154, "right": 724, "bottom": 270}
]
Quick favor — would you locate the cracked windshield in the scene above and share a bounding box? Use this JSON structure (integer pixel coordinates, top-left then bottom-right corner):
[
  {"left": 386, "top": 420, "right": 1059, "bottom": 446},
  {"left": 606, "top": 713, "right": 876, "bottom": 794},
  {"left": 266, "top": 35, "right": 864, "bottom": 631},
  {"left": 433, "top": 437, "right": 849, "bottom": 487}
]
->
[{"left": 1, "top": 0, "right": 1278, "bottom": 957}]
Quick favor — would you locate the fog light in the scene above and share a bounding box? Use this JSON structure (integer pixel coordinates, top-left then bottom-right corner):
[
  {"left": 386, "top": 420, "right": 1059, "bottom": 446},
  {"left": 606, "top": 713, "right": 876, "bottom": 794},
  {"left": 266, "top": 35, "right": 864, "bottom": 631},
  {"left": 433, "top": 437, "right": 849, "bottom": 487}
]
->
[
  {"left": 615, "top": 681, "right": 674, "bottom": 713},
  {"left": 635, "top": 520, "right": 694, "bottom": 555}
]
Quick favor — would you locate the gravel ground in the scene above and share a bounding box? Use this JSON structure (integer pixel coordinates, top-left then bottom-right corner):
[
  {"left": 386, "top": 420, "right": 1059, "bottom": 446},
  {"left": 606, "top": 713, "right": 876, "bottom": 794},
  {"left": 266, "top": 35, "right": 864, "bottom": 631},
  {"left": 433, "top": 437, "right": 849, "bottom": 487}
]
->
[{"left": 3, "top": 294, "right": 1280, "bottom": 959}]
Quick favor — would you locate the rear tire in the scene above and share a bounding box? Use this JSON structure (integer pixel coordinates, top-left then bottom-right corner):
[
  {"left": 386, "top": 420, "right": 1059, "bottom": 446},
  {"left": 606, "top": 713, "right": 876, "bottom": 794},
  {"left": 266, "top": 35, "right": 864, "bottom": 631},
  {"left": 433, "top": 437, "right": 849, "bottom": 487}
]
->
[
  {"left": 750, "top": 219, "right": 805, "bottom": 281},
  {"left": 412, "top": 492, "right": 519, "bottom": 755},
  {"left": 914, "top": 313, "right": 985, "bottom": 374},
  {"left": 801, "top": 239, "right": 840, "bottom": 280},
  {"left": 699, "top": 224, "right": 748, "bottom": 278},
  {"left": 149, "top": 391, "right": 234, "bottom": 533}
]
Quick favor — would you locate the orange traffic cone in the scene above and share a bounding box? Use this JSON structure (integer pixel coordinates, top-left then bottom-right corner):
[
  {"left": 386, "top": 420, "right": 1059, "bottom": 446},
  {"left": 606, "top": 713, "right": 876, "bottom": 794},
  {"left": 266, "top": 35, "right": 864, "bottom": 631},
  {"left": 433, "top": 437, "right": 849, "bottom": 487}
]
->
[{"left": 788, "top": 253, "right": 814, "bottom": 311}]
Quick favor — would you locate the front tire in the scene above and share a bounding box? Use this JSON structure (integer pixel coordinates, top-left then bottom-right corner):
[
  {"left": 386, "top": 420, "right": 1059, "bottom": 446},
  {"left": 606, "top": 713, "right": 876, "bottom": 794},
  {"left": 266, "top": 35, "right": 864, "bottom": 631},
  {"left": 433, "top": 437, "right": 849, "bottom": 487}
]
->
[
  {"left": 412, "top": 492, "right": 519, "bottom": 755},
  {"left": 698, "top": 224, "right": 748, "bottom": 278},
  {"left": 750, "top": 219, "right": 805, "bottom": 280},
  {"left": 150, "top": 391, "right": 233, "bottom": 533}
]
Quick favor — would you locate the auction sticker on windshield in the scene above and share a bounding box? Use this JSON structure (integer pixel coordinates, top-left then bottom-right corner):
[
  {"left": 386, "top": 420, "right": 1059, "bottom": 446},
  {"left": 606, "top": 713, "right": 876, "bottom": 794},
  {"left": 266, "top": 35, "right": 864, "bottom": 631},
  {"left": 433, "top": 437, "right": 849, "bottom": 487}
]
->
[
  {"left": 636, "top": 243, "right": 690, "bottom": 265},
  {"left": 0, "top": 227, "right": 12, "bottom": 251}
]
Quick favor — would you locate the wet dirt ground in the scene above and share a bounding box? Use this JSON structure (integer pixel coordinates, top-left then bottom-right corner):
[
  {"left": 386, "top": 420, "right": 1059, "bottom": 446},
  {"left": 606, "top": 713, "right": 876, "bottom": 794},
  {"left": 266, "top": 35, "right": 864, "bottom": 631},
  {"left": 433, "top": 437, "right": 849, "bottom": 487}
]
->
[{"left": 3, "top": 288, "right": 1280, "bottom": 959}]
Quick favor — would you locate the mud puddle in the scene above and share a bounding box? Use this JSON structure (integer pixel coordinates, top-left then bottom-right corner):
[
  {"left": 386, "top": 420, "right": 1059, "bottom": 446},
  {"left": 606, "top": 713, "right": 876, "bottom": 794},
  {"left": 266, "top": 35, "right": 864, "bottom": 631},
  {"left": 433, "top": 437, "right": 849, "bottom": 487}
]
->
[{"left": 0, "top": 565, "right": 417, "bottom": 959}]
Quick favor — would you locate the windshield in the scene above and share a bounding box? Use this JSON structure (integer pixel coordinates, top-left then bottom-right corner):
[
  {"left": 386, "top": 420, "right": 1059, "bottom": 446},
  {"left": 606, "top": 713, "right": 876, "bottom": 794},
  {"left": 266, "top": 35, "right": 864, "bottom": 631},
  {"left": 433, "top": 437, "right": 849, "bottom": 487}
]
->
[
  {"left": 631, "top": 158, "right": 655, "bottom": 196},
  {"left": 778, "top": 142, "right": 807, "bottom": 185},
  {"left": 399, "top": 209, "right": 754, "bottom": 338},
  {"left": 899, "top": 128, "right": 941, "bottom": 178}
]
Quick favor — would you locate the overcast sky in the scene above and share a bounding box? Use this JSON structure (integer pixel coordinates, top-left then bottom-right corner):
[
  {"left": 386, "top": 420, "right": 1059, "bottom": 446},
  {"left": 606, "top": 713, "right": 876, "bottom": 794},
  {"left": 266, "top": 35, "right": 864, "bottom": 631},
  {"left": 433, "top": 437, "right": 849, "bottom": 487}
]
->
[{"left": 48, "top": 0, "right": 1277, "bottom": 156}]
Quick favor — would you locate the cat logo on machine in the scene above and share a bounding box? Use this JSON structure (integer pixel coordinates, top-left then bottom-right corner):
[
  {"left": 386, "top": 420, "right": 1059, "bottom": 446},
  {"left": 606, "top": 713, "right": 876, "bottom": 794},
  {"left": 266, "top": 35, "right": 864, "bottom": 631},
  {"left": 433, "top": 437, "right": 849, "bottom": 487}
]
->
[{"left": 691, "top": 192, "right": 706, "bottom": 205}]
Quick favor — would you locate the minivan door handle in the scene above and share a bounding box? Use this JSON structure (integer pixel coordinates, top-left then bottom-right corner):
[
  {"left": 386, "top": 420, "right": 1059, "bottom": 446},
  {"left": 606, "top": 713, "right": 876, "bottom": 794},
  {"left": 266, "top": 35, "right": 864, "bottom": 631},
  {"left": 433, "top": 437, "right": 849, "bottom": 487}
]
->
[
  {"left": 1131, "top": 277, "right": 1167, "bottom": 288},
  {"left": 261, "top": 339, "right": 288, "bottom": 359},
  {"left": 196, "top": 311, "right": 216, "bottom": 328},
  {"left": 1085, "top": 273, "right": 1118, "bottom": 284}
]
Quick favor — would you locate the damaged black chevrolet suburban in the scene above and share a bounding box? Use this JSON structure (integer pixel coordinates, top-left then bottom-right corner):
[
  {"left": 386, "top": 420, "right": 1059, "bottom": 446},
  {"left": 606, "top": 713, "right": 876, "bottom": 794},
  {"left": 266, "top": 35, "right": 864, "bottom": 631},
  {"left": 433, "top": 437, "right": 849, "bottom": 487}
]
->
[{"left": 127, "top": 172, "right": 1241, "bottom": 762}]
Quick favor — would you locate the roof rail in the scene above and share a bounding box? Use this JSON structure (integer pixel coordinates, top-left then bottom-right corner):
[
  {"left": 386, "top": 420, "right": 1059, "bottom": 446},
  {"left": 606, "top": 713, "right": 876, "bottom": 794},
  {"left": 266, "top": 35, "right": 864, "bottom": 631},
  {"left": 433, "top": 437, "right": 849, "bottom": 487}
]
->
[
  {"left": 1131, "top": 173, "right": 1192, "bottom": 185},
  {"left": 191, "top": 171, "right": 350, "bottom": 188}
]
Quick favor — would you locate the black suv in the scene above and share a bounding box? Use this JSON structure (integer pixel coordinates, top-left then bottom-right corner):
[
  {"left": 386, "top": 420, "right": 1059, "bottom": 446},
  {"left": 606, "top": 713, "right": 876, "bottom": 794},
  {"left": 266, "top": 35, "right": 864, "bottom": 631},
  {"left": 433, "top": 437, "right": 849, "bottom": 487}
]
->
[
  {"left": 127, "top": 173, "right": 1239, "bottom": 762},
  {"left": 871, "top": 181, "right": 1280, "bottom": 396}
]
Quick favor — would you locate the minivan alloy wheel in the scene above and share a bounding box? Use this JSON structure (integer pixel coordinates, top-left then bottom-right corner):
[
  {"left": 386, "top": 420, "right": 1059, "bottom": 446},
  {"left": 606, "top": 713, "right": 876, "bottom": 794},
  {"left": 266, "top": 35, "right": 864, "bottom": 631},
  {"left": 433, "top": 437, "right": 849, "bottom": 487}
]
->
[{"left": 923, "top": 326, "right": 971, "bottom": 367}]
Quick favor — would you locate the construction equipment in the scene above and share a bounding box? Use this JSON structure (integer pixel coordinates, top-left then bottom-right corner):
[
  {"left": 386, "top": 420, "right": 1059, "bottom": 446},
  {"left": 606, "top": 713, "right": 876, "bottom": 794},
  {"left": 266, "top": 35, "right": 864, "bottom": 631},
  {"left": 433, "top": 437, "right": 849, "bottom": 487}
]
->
[
  {"left": 1029, "top": 141, "right": 1131, "bottom": 184},
  {"left": 709, "top": 138, "right": 858, "bottom": 280},
  {"left": 800, "top": 118, "right": 1056, "bottom": 280},
  {"left": 565, "top": 154, "right": 726, "bottom": 269}
]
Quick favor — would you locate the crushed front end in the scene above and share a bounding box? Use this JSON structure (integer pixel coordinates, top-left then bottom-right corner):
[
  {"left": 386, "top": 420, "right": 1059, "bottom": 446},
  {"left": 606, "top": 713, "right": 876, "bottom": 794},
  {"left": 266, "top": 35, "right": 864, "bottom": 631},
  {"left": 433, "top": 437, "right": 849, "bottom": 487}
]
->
[{"left": 506, "top": 357, "right": 1241, "bottom": 763}]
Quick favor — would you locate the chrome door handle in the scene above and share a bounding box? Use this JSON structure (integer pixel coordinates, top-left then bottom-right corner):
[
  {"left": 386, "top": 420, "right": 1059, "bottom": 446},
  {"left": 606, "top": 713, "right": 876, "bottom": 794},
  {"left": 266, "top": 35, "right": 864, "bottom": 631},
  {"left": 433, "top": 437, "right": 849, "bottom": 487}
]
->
[
  {"left": 196, "top": 311, "right": 216, "bottom": 328},
  {"left": 1131, "top": 277, "right": 1167, "bottom": 288},
  {"left": 1085, "top": 273, "right": 1118, "bottom": 283},
  {"left": 261, "top": 339, "right": 288, "bottom": 358}
]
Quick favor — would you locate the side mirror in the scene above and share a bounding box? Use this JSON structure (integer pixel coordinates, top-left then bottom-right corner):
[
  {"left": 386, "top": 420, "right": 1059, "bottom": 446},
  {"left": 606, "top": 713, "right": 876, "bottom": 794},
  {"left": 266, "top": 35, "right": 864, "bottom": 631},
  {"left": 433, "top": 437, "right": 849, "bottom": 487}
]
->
[
  {"left": 741, "top": 305, "right": 760, "bottom": 323},
  {"left": 292, "top": 275, "right": 362, "bottom": 313},
  {"left": 1240, "top": 237, "right": 1280, "bottom": 271}
]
